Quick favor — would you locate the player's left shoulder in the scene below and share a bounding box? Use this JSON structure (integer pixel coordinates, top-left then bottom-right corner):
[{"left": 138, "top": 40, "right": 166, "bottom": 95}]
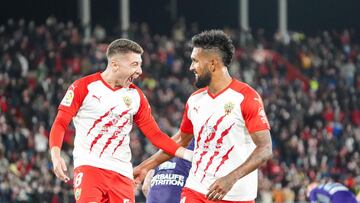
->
[
  {"left": 128, "top": 83, "right": 138, "bottom": 89},
  {"left": 229, "top": 79, "right": 258, "bottom": 96},
  {"left": 129, "top": 84, "right": 143, "bottom": 93},
  {"left": 128, "top": 84, "right": 149, "bottom": 105}
]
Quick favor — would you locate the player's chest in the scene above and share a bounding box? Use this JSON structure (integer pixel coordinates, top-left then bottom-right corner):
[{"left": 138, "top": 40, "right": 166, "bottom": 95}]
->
[
  {"left": 81, "top": 89, "right": 139, "bottom": 117},
  {"left": 189, "top": 96, "right": 242, "bottom": 125}
]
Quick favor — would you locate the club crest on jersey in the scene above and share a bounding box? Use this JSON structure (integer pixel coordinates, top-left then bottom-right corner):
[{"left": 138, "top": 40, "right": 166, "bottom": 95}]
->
[
  {"left": 74, "top": 188, "right": 81, "bottom": 200},
  {"left": 60, "top": 89, "right": 74, "bottom": 107},
  {"left": 224, "top": 102, "right": 234, "bottom": 115},
  {"left": 123, "top": 96, "right": 132, "bottom": 108}
]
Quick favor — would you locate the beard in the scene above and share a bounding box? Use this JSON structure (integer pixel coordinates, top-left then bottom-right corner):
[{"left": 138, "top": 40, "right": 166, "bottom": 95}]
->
[{"left": 195, "top": 69, "right": 212, "bottom": 88}]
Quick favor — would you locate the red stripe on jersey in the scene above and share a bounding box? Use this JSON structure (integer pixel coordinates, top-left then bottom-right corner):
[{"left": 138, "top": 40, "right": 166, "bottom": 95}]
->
[
  {"left": 194, "top": 145, "right": 208, "bottom": 174},
  {"left": 214, "top": 145, "right": 234, "bottom": 176},
  {"left": 116, "top": 119, "right": 130, "bottom": 131},
  {"left": 90, "top": 132, "right": 104, "bottom": 152},
  {"left": 98, "top": 119, "right": 129, "bottom": 157},
  {"left": 109, "top": 119, "right": 129, "bottom": 156},
  {"left": 201, "top": 123, "right": 234, "bottom": 182},
  {"left": 87, "top": 106, "right": 116, "bottom": 136},
  {"left": 90, "top": 109, "right": 130, "bottom": 153},
  {"left": 112, "top": 134, "right": 126, "bottom": 156},
  {"left": 204, "top": 115, "right": 225, "bottom": 143},
  {"left": 119, "top": 109, "right": 130, "bottom": 117},
  {"left": 194, "top": 115, "right": 212, "bottom": 155},
  {"left": 194, "top": 115, "right": 226, "bottom": 174},
  {"left": 99, "top": 135, "right": 117, "bottom": 157},
  {"left": 89, "top": 109, "right": 117, "bottom": 152}
]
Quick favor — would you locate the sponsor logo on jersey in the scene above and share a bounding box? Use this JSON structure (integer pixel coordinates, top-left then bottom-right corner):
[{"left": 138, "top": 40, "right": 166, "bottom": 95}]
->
[
  {"left": 92, "top": 94, "right": 102, "bottom": 102},
  {"left": 193, "top": 106, "right": 200, "bottom": 113},
  {"left": 198, "top": 142, "right": 226, "bottom": 152},
  {"left": 74, "top": 188, "right": 81, "bottom": 200},
  {"left": 151, "top": 173, "right": 185, "bottom": 187},
  {"left": 61, "top": 89, "right": 74, "bottom": 107},
  {"left": 224, "top": 102, "right": 234, "bottom": 115}
]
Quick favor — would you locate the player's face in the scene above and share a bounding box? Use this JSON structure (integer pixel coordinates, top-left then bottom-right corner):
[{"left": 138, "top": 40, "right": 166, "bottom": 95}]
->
[
  {"left": 111, "top": 52, "right": 142, "bottom": 87},
  {"left": 190, "top": 47, "right": 212, "bottom": 88}
]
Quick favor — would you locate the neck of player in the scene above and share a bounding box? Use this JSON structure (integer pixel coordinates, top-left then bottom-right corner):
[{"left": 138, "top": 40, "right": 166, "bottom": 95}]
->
[
  {"left": 101, "top": 69, "right": 123, "bottom": 88},
  {"left": 208, "top": 67, "right": 232, "bottom": 95}
]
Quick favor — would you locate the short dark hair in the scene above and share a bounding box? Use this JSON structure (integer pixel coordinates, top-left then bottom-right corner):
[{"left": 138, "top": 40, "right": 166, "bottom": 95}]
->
[
  {"left": 191, "top": 30, "right": 235, "bottom": 67},
  {"left": 106, "top": 39, "right": 143, "bottom": 58}
]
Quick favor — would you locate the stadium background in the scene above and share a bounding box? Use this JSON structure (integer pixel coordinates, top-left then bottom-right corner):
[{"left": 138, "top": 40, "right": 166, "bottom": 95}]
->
[{"left": 0, "top": 0, "right": 360, "bottom": 202}]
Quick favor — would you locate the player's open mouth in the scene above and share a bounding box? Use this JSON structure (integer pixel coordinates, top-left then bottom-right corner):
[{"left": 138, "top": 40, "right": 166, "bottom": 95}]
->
[
  {"left": 128, "top": 76, "right": 135, "bottom": 83},
  {"left": 194, "top": 73, "right": 198, "bottom": 79}
]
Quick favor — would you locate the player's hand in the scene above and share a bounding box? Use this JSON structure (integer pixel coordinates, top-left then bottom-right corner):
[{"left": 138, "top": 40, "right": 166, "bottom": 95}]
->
[
  {"left": 51, "top": 155, "right": 70, "bottom": 182},
  {"left": 206, "top": 175, "right": 236, "bottom": 201},
  {"left": 133, "top": 166, "right": 149, "bottom": 187},
  {"left": 141, "top": 169, "right": 155, "bottom": 198}
]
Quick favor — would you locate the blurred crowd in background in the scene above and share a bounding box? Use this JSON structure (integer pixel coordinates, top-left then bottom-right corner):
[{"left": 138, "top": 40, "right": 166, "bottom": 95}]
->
[{"left": 0, "top": 17, "right": 359, "bottom": 203}]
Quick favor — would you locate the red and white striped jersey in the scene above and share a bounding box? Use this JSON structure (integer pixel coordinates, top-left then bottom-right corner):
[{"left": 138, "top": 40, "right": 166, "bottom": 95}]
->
[
  {"left": 180, "top": 79, "right": 270, "bottom": 201},
  {"left": 58, "top": 72, "right": 157, "bottom": 179}
]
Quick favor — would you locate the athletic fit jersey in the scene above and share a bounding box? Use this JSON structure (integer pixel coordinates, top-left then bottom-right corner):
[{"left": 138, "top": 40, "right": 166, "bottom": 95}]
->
[
  {"left": 146, "top": 140, "right": 194, "bottom": 203},
  {"left": 180, "top": 79, "right": 270, "bottom": 201},
  {"left": 309, "top": 183, "right": 358, "bottom": 203},
  {"left": 58, "top": 72, "right": 172, "bottom": 179}
]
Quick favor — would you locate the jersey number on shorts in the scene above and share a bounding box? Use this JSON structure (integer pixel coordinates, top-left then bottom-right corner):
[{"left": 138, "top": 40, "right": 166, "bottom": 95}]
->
[
  {"left": 74, "top": 172, "right": 84, "bottom": 188},
  {"left": 180, "top": 197, "right": 186, "bottom": 203}
]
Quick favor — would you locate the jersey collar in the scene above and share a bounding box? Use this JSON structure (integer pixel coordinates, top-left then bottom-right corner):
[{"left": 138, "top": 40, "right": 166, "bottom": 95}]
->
[{"left": 207, "top": 79, "right": 235, "bottom": 99}]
